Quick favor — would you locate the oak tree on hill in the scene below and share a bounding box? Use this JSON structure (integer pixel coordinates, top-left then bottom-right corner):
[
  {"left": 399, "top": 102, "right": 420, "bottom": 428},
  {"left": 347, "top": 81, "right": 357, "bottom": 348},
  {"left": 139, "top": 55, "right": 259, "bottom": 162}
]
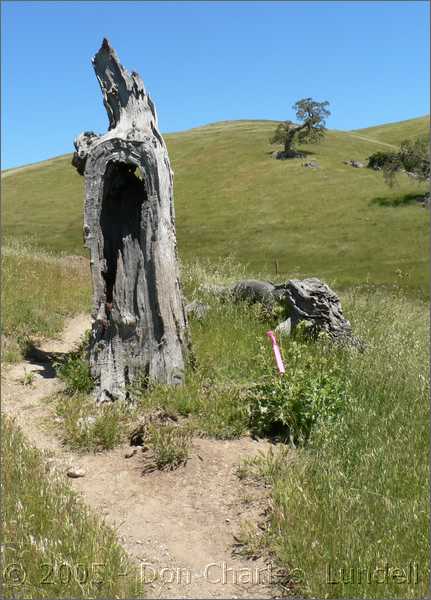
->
[{"left": 270, "top": 98, "right": 331, "bottom": 158}]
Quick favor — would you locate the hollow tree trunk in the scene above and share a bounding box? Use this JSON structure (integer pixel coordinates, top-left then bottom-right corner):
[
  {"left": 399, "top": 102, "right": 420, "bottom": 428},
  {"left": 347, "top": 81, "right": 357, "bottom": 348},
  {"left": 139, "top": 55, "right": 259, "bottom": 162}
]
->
[{"left": 72, "top": 38, "right": 189, "bottom": 403}]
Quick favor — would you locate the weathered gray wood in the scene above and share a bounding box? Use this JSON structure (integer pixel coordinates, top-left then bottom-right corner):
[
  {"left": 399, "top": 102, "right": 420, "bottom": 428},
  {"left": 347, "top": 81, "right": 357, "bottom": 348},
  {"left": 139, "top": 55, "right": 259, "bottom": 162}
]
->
[
  {"left": 72, "top": 39, "right": 189, "bottom": 402},
  {"left": 205, "top": 277, "right": 363, "bottom": 348},
  {"left": 275, "top": 278, "right": 364, "bottom": 348}
]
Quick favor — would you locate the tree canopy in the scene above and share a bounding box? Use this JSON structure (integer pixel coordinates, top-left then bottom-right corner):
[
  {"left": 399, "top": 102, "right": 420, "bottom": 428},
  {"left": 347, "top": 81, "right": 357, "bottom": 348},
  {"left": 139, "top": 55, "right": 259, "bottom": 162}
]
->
[{"left": 270, "top": 98, "right": 331, "bottom": 157}]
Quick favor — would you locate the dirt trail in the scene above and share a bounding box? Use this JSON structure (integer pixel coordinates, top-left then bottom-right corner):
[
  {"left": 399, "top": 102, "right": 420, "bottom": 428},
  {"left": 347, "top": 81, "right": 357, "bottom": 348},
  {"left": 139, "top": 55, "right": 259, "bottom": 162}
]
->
[
  {"left": 347, "top": 133, "right": 398, "bottom": 149},
  {"left": 2, "top": 315, "right": 276, "bottom": 599}
]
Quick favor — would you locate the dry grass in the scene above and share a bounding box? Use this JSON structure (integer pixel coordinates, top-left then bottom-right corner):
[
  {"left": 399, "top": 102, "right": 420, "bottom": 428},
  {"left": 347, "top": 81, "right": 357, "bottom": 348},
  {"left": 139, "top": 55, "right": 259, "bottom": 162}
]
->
[
  {"left": 1, "top": 416, "right": 143, "bottom": 598},
  {"left": 1, "top": 239, "right": 91, "bottom": 362}
]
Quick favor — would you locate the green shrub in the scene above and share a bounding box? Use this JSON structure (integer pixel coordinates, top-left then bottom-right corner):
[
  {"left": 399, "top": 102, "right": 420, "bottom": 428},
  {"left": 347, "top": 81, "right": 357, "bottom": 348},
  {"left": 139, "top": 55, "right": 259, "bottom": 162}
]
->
[
  {"left": 398, "top": 135, "right": 430, "bottom": 181},
  {"left": 146, "top": 423, "right": 192, "bottom": 470},
  {"left": 369, "top": 135, "right": 430, "bottom": 186},
  {"left": 367, "top": 150, "right": 397, "bottom": 170},
  {"left": 247, "top": 337, "right": 350, "bottom": 444},
  {"left": 55, "top": 333, "right": 93, "bottom": 394}
]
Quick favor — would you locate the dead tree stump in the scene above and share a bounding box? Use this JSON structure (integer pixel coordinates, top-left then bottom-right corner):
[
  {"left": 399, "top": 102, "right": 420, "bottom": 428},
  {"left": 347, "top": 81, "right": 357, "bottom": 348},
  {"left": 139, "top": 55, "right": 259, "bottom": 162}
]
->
[{"left": 72, "top": 39, "right": 189, "bottom": 402}]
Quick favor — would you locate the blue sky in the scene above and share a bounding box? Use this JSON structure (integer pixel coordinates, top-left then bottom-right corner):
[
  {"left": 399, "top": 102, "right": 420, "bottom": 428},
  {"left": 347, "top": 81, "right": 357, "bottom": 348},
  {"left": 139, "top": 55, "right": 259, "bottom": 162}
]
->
[{"left": 2, "top": 0, "right": 429, "bottom": 169}]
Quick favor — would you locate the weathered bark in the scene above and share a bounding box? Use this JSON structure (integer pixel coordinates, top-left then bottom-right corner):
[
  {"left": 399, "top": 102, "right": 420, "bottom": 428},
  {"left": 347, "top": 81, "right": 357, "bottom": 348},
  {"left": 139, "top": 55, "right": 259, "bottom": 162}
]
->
[
  {"left": 72, "top": 38, "right": 189, "bottom": 403},
  {"left": 275, "top": 278, "right": 365, "bottom": 349},
  {"left": 207, "top": 278, "right": 364, "bottom": 349}
]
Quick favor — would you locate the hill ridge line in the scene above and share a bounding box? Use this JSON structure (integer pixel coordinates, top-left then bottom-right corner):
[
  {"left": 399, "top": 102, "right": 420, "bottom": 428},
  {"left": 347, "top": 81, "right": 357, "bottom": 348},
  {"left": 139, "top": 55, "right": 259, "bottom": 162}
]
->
[{"left": 2, "top": 115, "right": 428, "bottom": 175}]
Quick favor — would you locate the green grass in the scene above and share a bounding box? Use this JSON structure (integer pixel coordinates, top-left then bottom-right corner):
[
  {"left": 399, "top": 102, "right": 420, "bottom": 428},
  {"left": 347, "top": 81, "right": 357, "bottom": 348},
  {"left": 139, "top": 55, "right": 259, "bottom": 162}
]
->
[
  {"left": 43, "top": 259, "right": 428, "bottom": 599},
  {"left": 1, "top": 416, "right": 143, "bottom": 599},
  {"left": 2, "top": 250, "right": 429, "bottom": 598},
  {"left": 1, "top": 240, "right": 91, "bottom": 362},
  {"left": 2, "top": 116, "right": 429, "bottom": 297},
  {"left": 54, "top": 393, "right": 128, "bottom": 453},
  {"left": 354, "top": 115, "right": 429, "bottom": 146},
  {"left": 145, "top": 423, "right": 193, "bottom": 471},
  {"left": 240, "top": 287, "right": 429, "bottom": 598},
  {"left": 53, "top": 262, "right": 272, "bottom": 447}
]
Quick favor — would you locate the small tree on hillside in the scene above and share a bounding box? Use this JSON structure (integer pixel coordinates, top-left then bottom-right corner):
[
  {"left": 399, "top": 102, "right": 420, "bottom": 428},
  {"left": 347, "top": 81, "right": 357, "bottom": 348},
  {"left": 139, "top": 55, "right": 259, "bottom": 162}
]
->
[
  {"left": 382, "top": 135, "right": 430, "bottom": 187},
  {"left": 270, "top": 98, "right": 331, "bottom": 158}
]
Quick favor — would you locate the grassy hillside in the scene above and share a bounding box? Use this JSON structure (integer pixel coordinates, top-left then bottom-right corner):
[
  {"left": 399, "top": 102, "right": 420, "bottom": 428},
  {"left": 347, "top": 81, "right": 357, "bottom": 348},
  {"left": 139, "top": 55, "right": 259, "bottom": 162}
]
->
[
  {"left": 354, "top": 115, "right": 429, "bottom": 146},
  {"left": 1, "top": 241, "right": 91, "bottom": 361},
  {"left": 2, "top": 116, "right": 429, "bottom": 298}
]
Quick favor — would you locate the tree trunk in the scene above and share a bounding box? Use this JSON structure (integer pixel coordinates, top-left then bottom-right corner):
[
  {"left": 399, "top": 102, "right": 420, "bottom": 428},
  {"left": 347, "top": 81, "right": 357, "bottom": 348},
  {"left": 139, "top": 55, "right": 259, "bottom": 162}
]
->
[
  {"left": 284, "top": 124, "right": 304, "bottom": 154},
  {"left": 284, "top": 130, "right": 296, "bottom": 154},
  {"left": 72, "top": 38, "right": 189, "bottom": 403}
]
